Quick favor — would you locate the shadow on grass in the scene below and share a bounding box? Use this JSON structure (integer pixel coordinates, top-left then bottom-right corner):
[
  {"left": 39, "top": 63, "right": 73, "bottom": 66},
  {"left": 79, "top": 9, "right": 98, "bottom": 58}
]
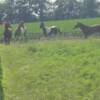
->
[{"left": 0, "top": 57, "right": 4, "bottom": 100}]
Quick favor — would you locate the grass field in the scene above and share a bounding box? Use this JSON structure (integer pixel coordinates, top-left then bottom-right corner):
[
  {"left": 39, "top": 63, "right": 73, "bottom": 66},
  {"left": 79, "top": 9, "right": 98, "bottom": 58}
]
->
[
  {"left": 0, "top": 18, "right": 100, "bottom": 100},
  {"left": 1, "top": 17, "right": 100, "bottom": 38},
  {"left": 0, "top": 38, "right": 100, "bottom": 100}
]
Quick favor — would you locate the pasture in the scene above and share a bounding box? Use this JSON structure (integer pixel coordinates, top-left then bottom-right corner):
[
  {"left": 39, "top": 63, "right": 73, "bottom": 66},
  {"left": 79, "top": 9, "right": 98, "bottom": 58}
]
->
[
  {"left": 0, "top": 39, "right": 100, "bottom": 100},
  {"left": 1, "top": 17, "right": 100, "bottom": 39}
]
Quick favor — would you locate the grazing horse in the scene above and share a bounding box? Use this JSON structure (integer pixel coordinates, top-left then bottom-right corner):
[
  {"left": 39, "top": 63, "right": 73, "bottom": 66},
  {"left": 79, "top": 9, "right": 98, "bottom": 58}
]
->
[
  {"left": 3, "top": 22, "right": 12, "bottom": 44},
  {"left": 74, "top": 22, "right": 100, "bottom": 38},
  {"left": 40, "top": 22, "right": 61, "bottom": 37},
  {"left": 15, "top": 21, "right": 27, "bottom": 41}
]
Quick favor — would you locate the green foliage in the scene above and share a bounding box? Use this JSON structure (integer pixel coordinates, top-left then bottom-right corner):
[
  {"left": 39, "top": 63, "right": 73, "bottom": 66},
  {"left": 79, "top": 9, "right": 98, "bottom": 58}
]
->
[
  {"left": 0, "top": 39, "right": 100, "bottom": 100},
  {"left": 0, "top": 0, "right": 100, "bottom": 22},
  {"left": 82, "top": 0, "right": 99, "bottom": 17}
]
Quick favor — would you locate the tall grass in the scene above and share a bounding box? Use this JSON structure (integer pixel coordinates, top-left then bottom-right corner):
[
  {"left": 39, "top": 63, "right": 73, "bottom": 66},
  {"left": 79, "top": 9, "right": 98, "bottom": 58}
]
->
[{"left": 0, "top": 39, "right": 100, "bottom": 100}]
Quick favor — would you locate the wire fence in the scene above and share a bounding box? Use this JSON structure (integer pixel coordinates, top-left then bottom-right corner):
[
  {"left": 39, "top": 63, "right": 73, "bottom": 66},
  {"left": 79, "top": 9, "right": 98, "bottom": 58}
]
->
[{"left": 1, "top": 32, "right": 100, "bottom": 43}]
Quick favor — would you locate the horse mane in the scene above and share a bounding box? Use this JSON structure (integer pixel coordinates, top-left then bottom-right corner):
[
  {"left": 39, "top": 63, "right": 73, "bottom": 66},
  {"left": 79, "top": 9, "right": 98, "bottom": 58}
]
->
[{"left": 78, "top": 22, "right": 90, "bottom": 28}]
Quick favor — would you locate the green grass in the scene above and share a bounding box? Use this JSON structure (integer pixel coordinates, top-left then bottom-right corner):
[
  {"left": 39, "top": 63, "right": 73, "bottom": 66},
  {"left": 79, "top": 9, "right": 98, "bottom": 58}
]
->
[
  {"left": 0, "top": 57, "right": 4, "bottom": 100},
  {"left": 0, "top": 39, "right": 100, "bottom": 100},
  {"left": 1, "top": 17, "right": 100, "bottom": 38}
]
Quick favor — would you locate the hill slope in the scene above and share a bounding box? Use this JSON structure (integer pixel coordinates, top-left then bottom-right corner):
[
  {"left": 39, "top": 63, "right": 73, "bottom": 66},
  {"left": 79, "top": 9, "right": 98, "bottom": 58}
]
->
[{"left": 0, "top": 39, "right": 100, "bottom": 100}]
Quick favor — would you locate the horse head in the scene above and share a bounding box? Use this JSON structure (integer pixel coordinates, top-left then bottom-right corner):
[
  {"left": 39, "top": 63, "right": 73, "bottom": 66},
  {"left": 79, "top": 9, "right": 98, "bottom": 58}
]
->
[
  {"left": 74, "top": 22, "right": 83, "bottom": 29},
  {"left": 4, "top": 22, "right": 11, "bottom": 29}
]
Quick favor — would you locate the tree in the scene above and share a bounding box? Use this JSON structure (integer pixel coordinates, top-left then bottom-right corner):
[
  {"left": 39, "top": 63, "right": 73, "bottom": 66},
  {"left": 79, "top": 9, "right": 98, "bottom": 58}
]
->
[
  {"left": 4, "top": 0, "right": 15, "bottom": 22},
  {"left": 54, "top": 0, "right": 66, "bottom": 19},
  {"left": 0, "top": 0, "right": 100, "bottom": 22},
  {"left": 30, "top": 0, "right": 51, "bottom": 21},
  {"left": 66, "top": 0, "right": 79, "bottom": 18},
  {"left": 54, "top": 0, "right": 79, "bottom": 19},
  {"left": 82, "top": 0, "right": 99, "bottom": 18},
  {"left": 0, "top": 3, "right": 6, "bottom": 23},
  {"left": 15, "top": 0, "right": 33, "bottom": 22}
]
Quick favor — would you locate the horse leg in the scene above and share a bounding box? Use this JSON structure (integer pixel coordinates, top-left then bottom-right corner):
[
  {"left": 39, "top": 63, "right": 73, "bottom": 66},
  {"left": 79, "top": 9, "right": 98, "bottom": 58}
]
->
[
  {"left": 14, "top": 31, "right": 17, "bottom": 41},
  {"left": 43, "top": 28, "right": 47, "bottom": 37},
  {"left": 6, "top": 36, "right": 10, "bottom": 44},
  {"left": 8, "top": 36, "right": 11, "bottom": 44},
  {"left": 15, "top": 35, "right": 18, "bottom": 41},
  {"left": 24, "top": 32, "right": 28, "bottom": 42},
  {"left": 4, "top": 36, "right": 7, "bottom": 44},
  {"left": 58, "top": 28, "right": 61, "bottom": 34},
  {"left": 5, "top": 37, "right": 9, "bottom": 44},
  {"left": 7, "top": 38, "right": 10, "bottom": 44},
  {"left": 15, "top": 32, "right": 21, "bottom": 41},
  {"left": 48, "top": 31, "right": 51, "bottom": 36},
  {"left": 84, "top": 33, "right": 88, "bottom": 39},
  {"left": 44, "top": 31, "right": 47, "bottom": 37}
]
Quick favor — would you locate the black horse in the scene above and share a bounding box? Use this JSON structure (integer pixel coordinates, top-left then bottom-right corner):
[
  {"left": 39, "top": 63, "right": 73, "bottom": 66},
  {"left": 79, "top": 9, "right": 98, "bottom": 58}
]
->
[
  {"left": 74, "top": 22, "right": 100, "bottom": 38},
  {"left": 3, "top": 22, "right": 12, "bottom": 44}
]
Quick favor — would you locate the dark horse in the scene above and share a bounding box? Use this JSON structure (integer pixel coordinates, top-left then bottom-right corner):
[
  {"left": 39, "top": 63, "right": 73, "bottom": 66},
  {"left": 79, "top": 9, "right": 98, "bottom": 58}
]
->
[
  {"left": 40, "top": 22, "right": 61, "bottom": 37},
  {"left": 3, "top": 22, "right": 12, "bottom": 44},
  {"left": 74, "top": 22, "right": 100, "bottom": 38},
  {"left": 15, "top": 21, "right": 27, "bottom": 41}
]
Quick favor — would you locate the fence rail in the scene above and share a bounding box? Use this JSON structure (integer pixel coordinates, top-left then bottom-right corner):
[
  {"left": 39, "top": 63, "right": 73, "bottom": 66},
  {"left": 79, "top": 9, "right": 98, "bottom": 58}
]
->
[{"left": 0, "top": 32, "right": 100, "bottom": 43}]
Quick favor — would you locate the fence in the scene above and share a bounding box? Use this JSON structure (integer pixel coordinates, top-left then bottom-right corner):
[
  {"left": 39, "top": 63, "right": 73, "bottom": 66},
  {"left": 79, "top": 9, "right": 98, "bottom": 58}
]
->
[{"left": 0, "top": 32, "right": 100, "bottom": 43}]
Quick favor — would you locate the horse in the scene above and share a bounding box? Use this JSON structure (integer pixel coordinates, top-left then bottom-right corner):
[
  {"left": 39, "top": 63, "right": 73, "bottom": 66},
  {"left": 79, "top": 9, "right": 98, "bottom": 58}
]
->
[
  {"left": 3, "top": 22, "right": 12, "bottom": 44},
  {"left": 15, "top": 21, "right": 27, "bottom": 41},
  {"left": 40, "top": 22, "right": 61, "bottom": 37},
  {"left": 74, "top": 22, "right": 100, "bottom": 38}
]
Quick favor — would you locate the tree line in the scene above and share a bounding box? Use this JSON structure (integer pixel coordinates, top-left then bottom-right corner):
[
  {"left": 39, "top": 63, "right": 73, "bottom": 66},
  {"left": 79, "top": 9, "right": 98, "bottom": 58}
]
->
[{"left": 0, "top": 0, "right": 100, "bottom": 23}]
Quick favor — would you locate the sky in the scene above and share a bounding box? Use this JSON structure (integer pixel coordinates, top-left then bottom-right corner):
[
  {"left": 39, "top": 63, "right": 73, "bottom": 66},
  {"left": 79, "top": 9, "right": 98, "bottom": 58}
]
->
[
  {"left": 0, "top": 0, "right": 99, "bottom": 3},
  {"left": 0, "top": 0, "right": 5, "bottom": 2},
  {"left": 0, "top": 0, "right": 56, "bottom": 2},
  {"left": 50, "top": 0, "right": 56, "bottom": 2},
  {"left": 0, "top": 0, "right": 56, "bottom": 3}
]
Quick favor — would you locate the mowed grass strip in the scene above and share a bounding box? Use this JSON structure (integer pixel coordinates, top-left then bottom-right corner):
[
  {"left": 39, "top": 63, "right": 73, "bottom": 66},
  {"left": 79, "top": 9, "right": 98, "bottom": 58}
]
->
[{"left": 0, "top": 39, "right": 100, "bottom": 100}]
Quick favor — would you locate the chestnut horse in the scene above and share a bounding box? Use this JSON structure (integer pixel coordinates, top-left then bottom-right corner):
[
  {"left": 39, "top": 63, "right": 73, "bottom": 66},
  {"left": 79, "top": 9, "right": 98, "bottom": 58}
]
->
[
  {"left": 3, "top": 22, "right": 12, "bottom": 44},
  {"left": 74, "top": 22, "right": 100, "bottom": 38},
  {"left": 15, "top": 21, "right": 27, "bottom": 41}
]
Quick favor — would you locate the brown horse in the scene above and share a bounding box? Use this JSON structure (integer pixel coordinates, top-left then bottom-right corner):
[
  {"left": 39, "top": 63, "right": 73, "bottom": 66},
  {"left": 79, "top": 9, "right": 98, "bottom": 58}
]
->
[
  {"left": 3, "top": 22, "right": 12, "bottom": 44},
  {"left": 15, "top": 21, "right": 27, "bottom": 41},
  {"left": 40, "top": 22, "right": 61, "bottom": 37},
  {"left": 74, "top": 22, "right": 100, "bottom": 38}
]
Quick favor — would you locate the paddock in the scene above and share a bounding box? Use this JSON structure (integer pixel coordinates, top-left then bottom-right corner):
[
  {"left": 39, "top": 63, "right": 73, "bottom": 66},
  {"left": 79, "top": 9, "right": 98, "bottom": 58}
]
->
[{"left": 0, "top": 18, "right": 100, "bottom": 43}]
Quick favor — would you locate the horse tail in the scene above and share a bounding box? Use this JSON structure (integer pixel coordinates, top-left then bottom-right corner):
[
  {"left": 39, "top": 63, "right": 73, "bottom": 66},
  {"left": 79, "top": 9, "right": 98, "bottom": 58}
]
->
[{"left": 84, "top": 33, "right": 88, "bottom": 39}]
